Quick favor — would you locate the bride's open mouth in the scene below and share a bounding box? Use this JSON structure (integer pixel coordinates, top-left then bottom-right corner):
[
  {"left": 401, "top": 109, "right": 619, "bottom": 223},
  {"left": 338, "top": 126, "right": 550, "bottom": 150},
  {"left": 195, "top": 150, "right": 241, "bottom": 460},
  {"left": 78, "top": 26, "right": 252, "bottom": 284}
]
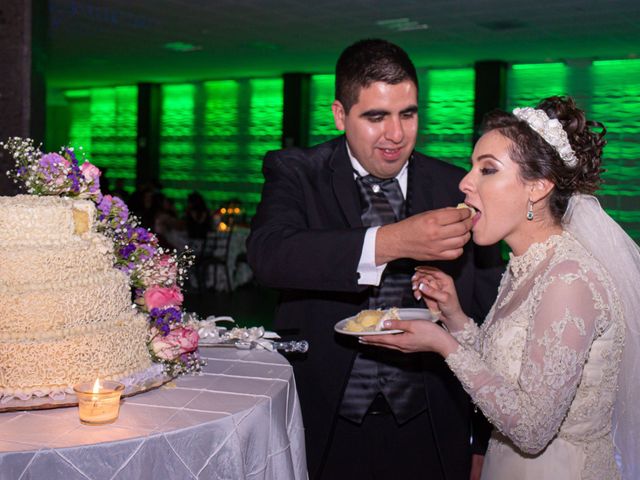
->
[
  {"left": 471, "top": 208, "right": 481, "bottom": 227},
  {"left": 463, "top": 203, "right": 481, "bottom": 227},
  {"left": 458, "top": 202, "right": 481, "bottom": 227}
]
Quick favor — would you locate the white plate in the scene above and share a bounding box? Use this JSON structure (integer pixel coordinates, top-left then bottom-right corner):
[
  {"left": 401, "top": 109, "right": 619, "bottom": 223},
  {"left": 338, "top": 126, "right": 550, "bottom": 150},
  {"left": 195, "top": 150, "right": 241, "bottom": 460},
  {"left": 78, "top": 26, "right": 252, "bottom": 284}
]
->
[{"left": 334, "top": 308, "right": 435, "bottom": 336}]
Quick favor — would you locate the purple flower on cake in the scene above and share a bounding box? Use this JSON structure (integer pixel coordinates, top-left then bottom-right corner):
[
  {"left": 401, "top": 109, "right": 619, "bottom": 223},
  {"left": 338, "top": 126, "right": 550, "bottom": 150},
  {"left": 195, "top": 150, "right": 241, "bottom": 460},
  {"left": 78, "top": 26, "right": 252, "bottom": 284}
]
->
[
  {"left": 97, "top": 195, "right": 113, "bottom": 215},
  {"left": 149, "top": 306, "right": 182, "bottom": 334},
  {"left": 38, "top": 153, "right": 70, "bottom": 187},
  {"left": 119, "top": 243, "right": 136, "bottom": 259},
  {"left": 38, "top": 152, "right": 68, "bottom": 167},
  {"left": 114, "top": 226, "right": 159, "bottom": 276},
  {"left": 97, "top": 195, "right": 129, "bottom": 229},
  {"left": 64, "top": 148, "right": 83, "bottom": 194},
  {"left": 129, "top": 226, "right": 155, "bottom": 244}
]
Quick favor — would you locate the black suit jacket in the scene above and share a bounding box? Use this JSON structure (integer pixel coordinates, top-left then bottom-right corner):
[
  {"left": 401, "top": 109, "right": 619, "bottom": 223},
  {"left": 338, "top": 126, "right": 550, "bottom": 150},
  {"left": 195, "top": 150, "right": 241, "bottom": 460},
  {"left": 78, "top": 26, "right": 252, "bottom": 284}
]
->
[{"left": 247, "top": 136, "right": 503, "bottom": 479}]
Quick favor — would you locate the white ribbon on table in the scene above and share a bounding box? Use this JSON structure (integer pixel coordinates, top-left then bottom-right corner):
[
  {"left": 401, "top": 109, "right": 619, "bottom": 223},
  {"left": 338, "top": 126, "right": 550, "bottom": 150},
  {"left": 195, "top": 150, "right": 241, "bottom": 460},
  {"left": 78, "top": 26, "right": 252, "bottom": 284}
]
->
[{"left": 196, "top": 315, "right": 281, "bottom": 350}]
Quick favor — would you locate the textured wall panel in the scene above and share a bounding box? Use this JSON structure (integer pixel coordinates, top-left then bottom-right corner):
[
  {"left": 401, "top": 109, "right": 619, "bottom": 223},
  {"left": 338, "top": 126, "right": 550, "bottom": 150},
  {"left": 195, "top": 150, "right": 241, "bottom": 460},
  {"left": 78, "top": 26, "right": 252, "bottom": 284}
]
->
[
  {"left": 159, "top": 79, "right": 282, "bottom": 216},
  {"left": 65, "top": 86, "right": 138, "bottom": 193},
  {"left": 418, "top": 68, "right": 475, "bottom": 171}
]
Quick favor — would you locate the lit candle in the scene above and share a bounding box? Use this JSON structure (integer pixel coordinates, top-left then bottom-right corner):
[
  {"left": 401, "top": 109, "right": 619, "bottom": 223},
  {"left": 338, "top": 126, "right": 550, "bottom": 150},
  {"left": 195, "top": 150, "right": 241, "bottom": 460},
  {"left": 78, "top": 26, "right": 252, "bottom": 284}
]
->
[{"left": 74, "top": 378, "right": 124, "bottom": 425}]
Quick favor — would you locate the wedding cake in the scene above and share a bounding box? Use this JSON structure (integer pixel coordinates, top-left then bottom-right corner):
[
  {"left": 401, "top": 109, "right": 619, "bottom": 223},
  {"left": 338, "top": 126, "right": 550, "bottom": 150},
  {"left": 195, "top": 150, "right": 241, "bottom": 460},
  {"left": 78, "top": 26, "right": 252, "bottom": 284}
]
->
[{"left": 0, "top": 195, "right": 152, "bottom": 400}]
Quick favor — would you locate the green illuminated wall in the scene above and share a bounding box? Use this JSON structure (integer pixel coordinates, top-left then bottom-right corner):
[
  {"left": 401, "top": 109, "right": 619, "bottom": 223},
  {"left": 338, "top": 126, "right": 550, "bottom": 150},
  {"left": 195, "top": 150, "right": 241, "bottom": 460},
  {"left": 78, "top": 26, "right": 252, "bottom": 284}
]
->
[
  {"left": 159, "top": 83, "right": 197, "bottom": 207},
  {"left": 508, "top": 60, "right": 640, "bottom": 243},
  {"left": 418, "top": 68, "right": 475, "bottom": 170},
  {"left": 591, "top": 59, "right": 640, "bottom": 241},
  {"left": 507, "top": 63, "right": 569, "bottom": 109},
  {"left": 159, "top": 79, "right": 283, "bottom": 215},
  {"left": 309, "top": 74, "right": 339, "bottom": 145},
  {"left": 63, "top": 86, "right": 138, "bottom": 193}
]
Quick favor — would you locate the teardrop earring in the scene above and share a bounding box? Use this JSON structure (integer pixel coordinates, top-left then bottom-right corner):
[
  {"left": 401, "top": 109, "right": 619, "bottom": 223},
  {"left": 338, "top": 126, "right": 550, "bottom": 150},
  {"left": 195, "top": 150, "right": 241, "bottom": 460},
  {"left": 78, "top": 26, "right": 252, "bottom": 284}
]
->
[{"left": 526, "top": 200, "right": 534, "bottom": 221}]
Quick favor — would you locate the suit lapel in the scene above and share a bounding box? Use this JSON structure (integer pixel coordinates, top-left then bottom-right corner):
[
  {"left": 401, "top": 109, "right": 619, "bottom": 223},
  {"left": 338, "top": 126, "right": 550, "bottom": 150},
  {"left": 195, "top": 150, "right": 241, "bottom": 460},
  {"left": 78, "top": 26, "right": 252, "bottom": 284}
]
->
[{"left": 330, "top": 137, "right": 363, "bottom": 228}]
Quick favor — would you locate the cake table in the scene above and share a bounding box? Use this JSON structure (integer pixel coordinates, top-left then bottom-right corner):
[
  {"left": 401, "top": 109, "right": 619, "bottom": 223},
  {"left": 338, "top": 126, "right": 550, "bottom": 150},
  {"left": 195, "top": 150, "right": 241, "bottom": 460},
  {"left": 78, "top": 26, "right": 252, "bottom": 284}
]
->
[{"left": 0, "top": 348, "right": 307, "bottom": 479}]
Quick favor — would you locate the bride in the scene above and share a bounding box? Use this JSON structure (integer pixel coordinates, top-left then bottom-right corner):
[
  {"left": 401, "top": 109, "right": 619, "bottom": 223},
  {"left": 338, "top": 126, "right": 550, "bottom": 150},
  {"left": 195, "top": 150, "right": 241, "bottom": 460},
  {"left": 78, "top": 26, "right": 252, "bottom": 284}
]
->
[{"left": 363, "top": 96, "right": 639, "bottom": 479}]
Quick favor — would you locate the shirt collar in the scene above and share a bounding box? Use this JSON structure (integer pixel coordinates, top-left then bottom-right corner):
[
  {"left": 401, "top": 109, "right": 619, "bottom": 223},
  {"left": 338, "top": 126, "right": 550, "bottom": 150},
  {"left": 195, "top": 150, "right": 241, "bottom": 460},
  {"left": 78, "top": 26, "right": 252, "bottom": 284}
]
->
[{"left": 346, "top": 143, "right": 409, "bottom": 198}]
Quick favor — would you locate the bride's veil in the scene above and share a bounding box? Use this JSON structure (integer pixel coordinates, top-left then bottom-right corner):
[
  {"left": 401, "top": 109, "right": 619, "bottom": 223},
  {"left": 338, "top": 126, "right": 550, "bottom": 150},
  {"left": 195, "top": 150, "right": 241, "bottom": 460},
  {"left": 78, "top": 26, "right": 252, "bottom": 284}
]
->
[{"left": 563, "top": 194, "right": 640, "bottom": 479}]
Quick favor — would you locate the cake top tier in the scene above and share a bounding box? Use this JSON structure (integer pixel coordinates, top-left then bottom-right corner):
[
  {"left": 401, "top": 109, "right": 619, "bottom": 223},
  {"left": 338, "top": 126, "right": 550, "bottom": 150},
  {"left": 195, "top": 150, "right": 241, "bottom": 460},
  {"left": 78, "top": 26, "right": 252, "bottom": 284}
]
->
[{"left": 0, "top": 195, "right": 96, "bottom": 244}]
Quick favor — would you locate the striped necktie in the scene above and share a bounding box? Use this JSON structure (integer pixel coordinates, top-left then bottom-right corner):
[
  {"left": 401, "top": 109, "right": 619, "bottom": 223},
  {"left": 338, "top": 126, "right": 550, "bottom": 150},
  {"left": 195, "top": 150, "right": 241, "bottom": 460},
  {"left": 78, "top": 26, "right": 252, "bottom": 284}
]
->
[{"left": 355, "top": 173, "right": 405, "bottom": 223}]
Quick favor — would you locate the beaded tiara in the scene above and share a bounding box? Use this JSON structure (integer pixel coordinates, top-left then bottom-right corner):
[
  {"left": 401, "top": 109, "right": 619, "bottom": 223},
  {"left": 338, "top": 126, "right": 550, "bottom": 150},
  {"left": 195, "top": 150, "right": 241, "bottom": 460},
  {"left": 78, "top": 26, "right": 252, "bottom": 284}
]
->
[{"left": 513, "top": 107, "right": 578, "bottom": 167}]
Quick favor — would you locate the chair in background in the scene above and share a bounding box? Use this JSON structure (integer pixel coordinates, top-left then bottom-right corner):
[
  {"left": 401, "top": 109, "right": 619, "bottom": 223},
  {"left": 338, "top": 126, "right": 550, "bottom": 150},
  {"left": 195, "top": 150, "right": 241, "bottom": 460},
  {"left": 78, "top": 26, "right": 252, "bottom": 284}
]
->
[{"left": 196, "top": 226, "right": 234, "bottom": 292}]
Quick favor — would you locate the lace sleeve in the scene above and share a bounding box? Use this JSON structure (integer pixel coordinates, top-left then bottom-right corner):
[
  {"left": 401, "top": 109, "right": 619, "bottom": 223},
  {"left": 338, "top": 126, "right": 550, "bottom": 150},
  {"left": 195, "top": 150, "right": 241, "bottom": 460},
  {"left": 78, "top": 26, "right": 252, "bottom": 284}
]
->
[
  {"left": 446, "top": 262, "right": 609, "bottom": 454},
  {"left": 450, "top": 318, "right": 481, "bottom": 351}
]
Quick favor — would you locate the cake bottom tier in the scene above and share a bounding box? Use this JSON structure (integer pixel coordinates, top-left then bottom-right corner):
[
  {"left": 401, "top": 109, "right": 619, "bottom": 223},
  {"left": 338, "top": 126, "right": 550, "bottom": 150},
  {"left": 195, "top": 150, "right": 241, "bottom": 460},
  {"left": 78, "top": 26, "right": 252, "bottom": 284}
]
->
[{"left": 0, "top": 311, "right": 152, "bottom": 399}]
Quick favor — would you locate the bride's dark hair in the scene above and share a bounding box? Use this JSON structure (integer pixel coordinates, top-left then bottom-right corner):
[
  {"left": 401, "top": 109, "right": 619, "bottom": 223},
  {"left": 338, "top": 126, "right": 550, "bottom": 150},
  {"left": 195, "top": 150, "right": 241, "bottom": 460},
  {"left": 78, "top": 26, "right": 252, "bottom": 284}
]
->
[{"left": 482, "top": 96, "right": 606, "bottom": 222}]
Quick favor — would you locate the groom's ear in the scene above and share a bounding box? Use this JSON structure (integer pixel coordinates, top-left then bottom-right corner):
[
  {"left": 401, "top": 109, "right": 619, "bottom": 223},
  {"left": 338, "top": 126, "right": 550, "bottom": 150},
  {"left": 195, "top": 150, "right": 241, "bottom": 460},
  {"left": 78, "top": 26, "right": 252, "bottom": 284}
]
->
[
  {"left": 332, "top": 100, "right": 346, "bottom": 131},
  {"left": 528, "top": 178, "right": 555, "bottom": 203}
]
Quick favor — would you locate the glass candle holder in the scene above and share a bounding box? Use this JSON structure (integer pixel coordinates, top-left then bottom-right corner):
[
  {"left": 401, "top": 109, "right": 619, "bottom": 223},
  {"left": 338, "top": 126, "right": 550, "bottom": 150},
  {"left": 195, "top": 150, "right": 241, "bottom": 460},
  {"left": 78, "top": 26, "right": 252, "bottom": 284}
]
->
[{"left": 73, "top": 380, "right": 124, "bottom": 425}]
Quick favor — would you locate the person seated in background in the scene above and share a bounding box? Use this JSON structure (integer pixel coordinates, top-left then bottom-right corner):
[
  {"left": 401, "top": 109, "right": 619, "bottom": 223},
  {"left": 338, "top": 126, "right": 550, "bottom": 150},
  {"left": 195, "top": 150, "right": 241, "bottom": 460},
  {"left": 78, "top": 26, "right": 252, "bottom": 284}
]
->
[
  {"left": 110, "top": 178, "right": 130, "bottom": 203},
  {"left": 153, "top": 194, "right": 182, "bottom": 249},
  {"left": 128, "top": 180, "right": 161, "bottom": 227},
  {"left": 98, "top": 166, "right": 112, "bottom": 196},
  {"left": 184, "top": 191, "right": 212, "bottom": 239}
]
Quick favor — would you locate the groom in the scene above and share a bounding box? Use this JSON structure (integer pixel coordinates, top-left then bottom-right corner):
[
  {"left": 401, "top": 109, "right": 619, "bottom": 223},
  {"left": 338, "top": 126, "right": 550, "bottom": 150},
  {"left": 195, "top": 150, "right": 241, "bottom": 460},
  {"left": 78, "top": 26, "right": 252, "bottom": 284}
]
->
[{"left": 247, "top": 39, "right": 503, "bottom": 479}]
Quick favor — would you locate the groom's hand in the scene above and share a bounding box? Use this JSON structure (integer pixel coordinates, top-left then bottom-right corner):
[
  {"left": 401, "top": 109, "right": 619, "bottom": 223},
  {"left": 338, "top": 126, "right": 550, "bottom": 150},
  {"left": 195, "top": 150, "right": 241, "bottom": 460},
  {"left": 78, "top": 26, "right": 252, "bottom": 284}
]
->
[
  {"left": 470, "top": 454, "right": 484, "bottom": 480},
  {"left": 376, "top": 207, "right": 472, "bottom": 264}
]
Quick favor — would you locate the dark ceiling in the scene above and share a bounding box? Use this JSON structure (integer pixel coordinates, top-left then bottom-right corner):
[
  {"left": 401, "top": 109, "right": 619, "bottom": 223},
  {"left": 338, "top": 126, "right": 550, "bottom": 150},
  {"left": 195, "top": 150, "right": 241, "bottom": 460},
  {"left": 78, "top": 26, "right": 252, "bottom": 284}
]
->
[{"left": 46, "top": 0, "right": 640, "bottom": 88}]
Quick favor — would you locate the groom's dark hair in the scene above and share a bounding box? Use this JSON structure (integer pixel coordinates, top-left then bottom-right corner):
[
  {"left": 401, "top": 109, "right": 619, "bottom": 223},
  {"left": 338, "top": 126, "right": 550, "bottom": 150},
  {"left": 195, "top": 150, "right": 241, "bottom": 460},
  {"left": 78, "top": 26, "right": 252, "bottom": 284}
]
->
[{"left": 335, "top": 38, "right": 418, "bottom": 113}]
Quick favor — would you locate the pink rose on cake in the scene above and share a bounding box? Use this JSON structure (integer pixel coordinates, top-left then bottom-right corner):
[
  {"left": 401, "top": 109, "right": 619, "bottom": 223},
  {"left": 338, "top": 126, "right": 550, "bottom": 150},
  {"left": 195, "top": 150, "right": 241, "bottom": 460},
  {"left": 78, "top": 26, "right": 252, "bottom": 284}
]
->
[
  {"left": 151, "top": 326, "right": 199, "bottom": 361},
  {"left": 144, "top": 285, "right": 183, "bottom": 310},
  {"left": 80, "top": 161, "right": 101, "bottom": 193}
]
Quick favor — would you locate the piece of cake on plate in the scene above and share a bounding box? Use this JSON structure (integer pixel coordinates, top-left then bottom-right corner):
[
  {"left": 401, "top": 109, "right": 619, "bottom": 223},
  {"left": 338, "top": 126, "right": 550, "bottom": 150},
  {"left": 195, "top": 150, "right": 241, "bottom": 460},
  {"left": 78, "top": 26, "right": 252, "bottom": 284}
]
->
[{"left": 344, "top": 307, "right": 400, "bottom": 332}]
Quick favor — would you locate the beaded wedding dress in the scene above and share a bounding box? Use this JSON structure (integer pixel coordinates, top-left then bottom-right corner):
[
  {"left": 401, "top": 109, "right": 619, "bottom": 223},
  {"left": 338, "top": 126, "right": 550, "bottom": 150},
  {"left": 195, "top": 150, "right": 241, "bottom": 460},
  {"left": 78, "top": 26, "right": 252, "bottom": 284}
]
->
[{"left": 446, "top": 230, "right": 625, "bottom": 479}]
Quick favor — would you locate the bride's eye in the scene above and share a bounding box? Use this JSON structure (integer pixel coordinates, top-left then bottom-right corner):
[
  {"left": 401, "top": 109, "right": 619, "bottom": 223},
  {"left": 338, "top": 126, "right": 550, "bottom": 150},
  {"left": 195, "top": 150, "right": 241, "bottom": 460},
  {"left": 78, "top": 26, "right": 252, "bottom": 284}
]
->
[{"left": 480, "top": 167, "right": 497, "bottom": 175}]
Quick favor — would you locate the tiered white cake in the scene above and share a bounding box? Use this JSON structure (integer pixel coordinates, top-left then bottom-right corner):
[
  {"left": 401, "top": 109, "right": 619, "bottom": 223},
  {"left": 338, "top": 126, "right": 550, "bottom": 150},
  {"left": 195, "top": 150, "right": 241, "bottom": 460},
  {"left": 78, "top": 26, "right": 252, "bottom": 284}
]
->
[{"left": 0, "top": 195, "right": 151, "bottom": 399}]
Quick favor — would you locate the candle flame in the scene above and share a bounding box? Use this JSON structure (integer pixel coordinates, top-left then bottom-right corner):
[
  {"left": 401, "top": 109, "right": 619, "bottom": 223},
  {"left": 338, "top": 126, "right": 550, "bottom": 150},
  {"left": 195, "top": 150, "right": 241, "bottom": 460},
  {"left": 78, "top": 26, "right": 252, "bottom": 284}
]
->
[{"left": 92, "top": 378, "right": 101, "bottom": 393}]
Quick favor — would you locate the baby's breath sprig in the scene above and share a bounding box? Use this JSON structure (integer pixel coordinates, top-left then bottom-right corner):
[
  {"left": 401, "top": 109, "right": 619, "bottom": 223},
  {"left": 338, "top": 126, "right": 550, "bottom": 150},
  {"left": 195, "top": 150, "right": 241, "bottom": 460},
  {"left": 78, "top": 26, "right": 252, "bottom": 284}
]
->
[{"left": 2, "top": 137, "right": 101, "bottom": 198}]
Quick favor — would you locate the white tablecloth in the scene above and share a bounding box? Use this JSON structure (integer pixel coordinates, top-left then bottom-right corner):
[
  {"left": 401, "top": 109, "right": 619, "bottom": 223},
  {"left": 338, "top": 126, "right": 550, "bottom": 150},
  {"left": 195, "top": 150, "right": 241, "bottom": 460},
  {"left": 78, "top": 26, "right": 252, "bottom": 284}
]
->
[{"left": 0, "top": 348, "right": 307, "bottom": 479}]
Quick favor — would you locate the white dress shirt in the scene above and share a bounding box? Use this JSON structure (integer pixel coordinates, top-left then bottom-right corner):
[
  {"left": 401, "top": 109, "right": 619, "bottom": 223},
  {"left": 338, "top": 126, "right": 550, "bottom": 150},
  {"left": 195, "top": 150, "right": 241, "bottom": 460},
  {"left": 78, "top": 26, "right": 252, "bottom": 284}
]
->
[{"left": 347, "top": 144, "right": 408, "bottom": 286}]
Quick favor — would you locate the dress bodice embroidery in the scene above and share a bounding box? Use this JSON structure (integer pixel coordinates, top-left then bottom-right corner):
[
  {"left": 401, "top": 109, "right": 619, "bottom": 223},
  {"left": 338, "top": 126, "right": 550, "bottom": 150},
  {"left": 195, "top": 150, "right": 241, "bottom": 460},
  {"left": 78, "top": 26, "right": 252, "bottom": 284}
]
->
[{"left": 446, "top": 232, "right": 625, "bottom": 479}]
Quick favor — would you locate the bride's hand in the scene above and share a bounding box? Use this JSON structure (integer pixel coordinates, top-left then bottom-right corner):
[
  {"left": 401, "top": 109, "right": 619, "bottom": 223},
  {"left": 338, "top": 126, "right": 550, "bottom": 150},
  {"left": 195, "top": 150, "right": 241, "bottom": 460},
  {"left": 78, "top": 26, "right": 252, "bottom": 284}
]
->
[
  {"left": 360, "top": 319, "right": 459, "bottom": 356},
  {"left": 412, "top": 266, "right": 468, "bottom": 330}
]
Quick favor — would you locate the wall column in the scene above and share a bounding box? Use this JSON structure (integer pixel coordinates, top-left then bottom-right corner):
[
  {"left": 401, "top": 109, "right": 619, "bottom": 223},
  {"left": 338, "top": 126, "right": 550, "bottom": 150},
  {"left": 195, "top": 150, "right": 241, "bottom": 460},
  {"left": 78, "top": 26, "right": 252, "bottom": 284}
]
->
[
  {"left": 473, "top": 61, "right": 508, "bottom": 142},
  {"left": 282, "top": 73, "right": 311, "bottom": 148},
  {"left": 136, "top": 83, "right": 161, "bottom": 188},
  {"left": 0, "top": 0, "right": 47, "bottom": 195}
]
